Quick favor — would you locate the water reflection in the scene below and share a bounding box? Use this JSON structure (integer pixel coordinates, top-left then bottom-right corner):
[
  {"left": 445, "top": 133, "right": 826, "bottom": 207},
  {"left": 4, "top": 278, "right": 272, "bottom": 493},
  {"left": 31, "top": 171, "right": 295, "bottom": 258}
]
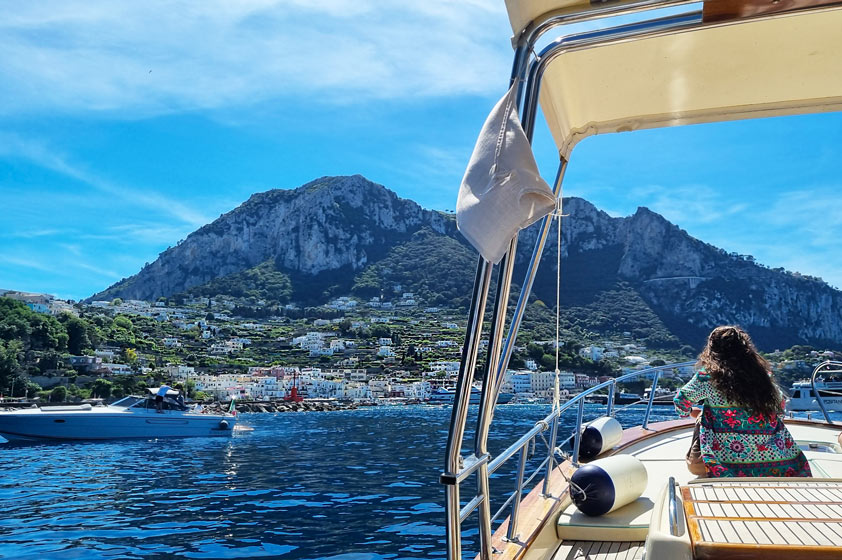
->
[{"left": 0, "top": 404, "right": 695, "bottom": 559}]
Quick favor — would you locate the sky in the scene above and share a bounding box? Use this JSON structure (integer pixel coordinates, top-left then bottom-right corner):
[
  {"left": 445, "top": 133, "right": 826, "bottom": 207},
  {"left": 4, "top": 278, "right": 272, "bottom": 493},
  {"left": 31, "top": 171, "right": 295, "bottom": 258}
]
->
[{"left": 1, "top": 1, "right": 841, "bottom": 301}]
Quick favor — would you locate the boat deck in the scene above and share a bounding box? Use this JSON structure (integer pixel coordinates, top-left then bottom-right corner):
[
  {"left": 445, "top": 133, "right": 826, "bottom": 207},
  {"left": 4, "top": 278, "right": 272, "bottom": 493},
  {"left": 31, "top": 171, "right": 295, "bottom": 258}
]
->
[
  {"left": 551, "top": 541, "right": 643, "bottom": 560},
  {"left": 683, "top": 479, "right": 842, "bottom": 560},
  {"left": 489, "top": 418, "right": 842, "bottom": 560}
]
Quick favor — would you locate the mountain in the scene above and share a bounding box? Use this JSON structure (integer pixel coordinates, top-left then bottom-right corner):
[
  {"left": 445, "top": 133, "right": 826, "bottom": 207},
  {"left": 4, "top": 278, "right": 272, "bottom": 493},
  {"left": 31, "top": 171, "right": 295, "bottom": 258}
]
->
[{"left": 90, "top": 175, "right": 842, "bottom": 351}]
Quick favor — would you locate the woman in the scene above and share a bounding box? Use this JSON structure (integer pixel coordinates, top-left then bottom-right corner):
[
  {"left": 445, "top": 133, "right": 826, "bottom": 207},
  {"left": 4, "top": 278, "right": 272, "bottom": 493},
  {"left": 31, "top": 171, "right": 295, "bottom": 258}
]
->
[{"left": 674, "top": 325, "right": 811, "bottom": 478}]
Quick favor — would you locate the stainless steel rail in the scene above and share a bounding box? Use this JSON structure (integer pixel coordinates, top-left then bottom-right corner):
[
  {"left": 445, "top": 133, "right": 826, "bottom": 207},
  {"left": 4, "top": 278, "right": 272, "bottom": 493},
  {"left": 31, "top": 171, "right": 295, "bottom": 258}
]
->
[
  {"left": 443, "top": 3, "right": 709, "bottom": 558},
  {"left": 445, "top": 361, "right": 694, "bottom": 556},
  {"left": 668, "top": 476, "right": 679, "bottom": 536},
  {"left": 809, "top": 361, "right": 842, "bottom": 424}
]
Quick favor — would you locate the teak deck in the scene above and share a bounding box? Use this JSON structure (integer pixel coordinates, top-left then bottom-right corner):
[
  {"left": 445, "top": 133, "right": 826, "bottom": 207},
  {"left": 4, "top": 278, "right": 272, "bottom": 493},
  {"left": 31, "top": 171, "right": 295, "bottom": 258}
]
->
[
  {"left": 683, "top": 480, "right": 842, "bottom": 559},
  {"left": 552, "top": 541, "right": 644, "bottom": 560}
]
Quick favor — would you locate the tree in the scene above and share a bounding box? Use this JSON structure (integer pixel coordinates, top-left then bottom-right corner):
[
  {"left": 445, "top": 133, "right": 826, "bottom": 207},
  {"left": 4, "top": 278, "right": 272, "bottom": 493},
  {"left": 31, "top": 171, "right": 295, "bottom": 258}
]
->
[
  {"left": 123, "top": 348, "right": 138, "bottom": 364},
  {"left": 90, "top": 378, "right": 113, "bottom": 399},
  {"left": 527, "top": 342, "right": 545, "bottom": 362},
  {"left": 370, "top": 324, "right": 391, "bottom": 339},
  {"left": 0, "top": 340, "right": 22, "bottom": 394},
  {"left": 50, "top": 386, "right": 67, "bottom": 402},
  {"left": 337, "top": 319, "right": 352, "bottom": 336},
  {"left": 111, "top": 298, "right": 123, "bottom": 306},
  {"left": 65, "top": 316, "right": 92, "bottom": 355},
  {"left": 25, "top": 381, "right": 41, "bottom": 399},
  {"left": 28, "top": 313, "right": 68, "bottom": 351},
  {"left": 113, "top": 315, "right": 133, "bottom": 330}
]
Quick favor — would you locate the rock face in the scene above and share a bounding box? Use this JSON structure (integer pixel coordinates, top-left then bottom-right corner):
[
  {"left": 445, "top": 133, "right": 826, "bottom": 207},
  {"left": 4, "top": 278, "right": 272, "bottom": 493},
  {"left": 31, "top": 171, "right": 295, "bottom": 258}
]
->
[
  {"left": 91, "top": 175, "right": 842, "bottom": 350},
  {"left": 93, "top": 175, "right": 455, "bottom": 301},
  {"left": 525, "top": 198, "right": 842, "bottom": 349}
]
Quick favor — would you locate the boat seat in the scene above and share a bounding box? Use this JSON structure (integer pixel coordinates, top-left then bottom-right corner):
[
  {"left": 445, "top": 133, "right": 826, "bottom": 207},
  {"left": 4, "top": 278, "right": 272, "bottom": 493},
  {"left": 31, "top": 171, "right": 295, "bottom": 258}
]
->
[{"left": 556, "top": 497, "right": 654, "bottom": 542}]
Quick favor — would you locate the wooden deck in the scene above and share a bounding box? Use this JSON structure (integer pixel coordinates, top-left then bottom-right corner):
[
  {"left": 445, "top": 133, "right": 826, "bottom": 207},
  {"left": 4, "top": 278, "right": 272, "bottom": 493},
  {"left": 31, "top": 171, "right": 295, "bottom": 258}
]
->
[
  {"left": 683, "top": 480, "right": 842, "bottom": 559},
  {"left": 551, "top": 541, "right": 644, "bottom": 560}
]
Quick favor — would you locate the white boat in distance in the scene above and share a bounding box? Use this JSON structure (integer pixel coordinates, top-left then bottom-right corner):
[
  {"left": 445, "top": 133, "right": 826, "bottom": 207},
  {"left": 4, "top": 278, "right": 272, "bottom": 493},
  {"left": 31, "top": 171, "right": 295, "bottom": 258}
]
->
[
  {"left": 787, "top": 380, "right": 842, "bottom": 412},
  {"left": 0, "top": 390, "right": 237, "bottom": 442},
  {"left": 787, "top": 362, "right": 842, "bottom": 413}
]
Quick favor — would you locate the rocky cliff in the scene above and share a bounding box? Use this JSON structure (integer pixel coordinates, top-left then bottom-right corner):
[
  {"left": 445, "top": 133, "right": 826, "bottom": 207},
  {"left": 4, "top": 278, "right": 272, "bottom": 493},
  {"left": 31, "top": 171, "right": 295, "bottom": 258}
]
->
[
  {"left": 91, "top": 175, "right": 842, "bottom": 350},
  {"left": 94, "top": 175, "right": 455, "bottom": 301}
]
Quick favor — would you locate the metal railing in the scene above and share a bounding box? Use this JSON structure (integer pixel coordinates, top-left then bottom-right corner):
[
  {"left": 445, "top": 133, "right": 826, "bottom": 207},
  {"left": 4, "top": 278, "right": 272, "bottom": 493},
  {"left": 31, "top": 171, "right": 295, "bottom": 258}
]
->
[
  {"left": 668, "top": 477, "right": 679, "bottom": 536},
  {"left": 443, "top": 361, "right": 694, "bottom": 557},
  {"left": 810, "top": 361, "right": 842, "bottom": 424},
  {"left": 442, "top": 4, "right": 713, "bottom": 558}
]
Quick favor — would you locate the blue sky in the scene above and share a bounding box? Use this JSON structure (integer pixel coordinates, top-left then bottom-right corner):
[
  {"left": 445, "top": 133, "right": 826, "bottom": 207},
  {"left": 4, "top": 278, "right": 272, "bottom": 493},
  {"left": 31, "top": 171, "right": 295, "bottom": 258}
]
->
[{"left": 1, "top": 1, "right": 841, "bottom": 301}]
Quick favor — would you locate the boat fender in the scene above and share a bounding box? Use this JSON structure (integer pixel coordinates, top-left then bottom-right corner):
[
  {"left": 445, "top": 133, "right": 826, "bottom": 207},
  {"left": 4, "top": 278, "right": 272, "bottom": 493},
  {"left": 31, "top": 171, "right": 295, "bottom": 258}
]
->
[
  {"left": 570, "top": 455, "right": 647, "bottom": 516},
  {"left": 219, "top": 420, "right": 229, "bottom": 430},
  {"left": 579, "top": 416, "right": 623, "bottom": 460}
]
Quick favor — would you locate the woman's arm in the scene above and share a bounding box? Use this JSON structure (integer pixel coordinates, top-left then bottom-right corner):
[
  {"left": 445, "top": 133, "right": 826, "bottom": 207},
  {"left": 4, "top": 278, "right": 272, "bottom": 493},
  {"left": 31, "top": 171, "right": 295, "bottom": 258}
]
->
[{"left": 674, "top": 372, "right": 711, "bottom": 417}]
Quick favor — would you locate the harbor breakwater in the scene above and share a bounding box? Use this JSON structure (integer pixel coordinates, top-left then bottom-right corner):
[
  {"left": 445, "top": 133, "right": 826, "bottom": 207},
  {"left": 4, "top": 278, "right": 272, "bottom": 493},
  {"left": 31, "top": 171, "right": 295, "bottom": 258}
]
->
[{"left": 226, "top": 400, "right": 361, "bottom": 413}]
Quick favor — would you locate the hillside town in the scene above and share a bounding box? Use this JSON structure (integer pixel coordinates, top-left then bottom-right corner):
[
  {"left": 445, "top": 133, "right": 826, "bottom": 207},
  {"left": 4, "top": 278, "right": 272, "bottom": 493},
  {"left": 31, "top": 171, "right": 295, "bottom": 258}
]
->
[{"left": 0, "top": 288, "right": 837, "bottom": 407}]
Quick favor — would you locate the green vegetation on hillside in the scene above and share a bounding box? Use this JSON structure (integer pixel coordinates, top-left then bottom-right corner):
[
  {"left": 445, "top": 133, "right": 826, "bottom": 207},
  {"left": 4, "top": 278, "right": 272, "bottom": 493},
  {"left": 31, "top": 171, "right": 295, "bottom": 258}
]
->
[
  {"left": 352, "top": 228, "right": 476, "bottom": 308},
  {"left": 185, "top": 259, "right": 293, "bottom": 304}
]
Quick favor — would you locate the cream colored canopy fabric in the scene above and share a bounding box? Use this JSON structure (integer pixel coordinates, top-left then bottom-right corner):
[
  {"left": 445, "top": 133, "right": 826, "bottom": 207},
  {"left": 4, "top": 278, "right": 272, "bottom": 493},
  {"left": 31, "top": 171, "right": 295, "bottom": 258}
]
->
[
  {"left": 506, "top": 4, "right": 842, "bottom": 158},
  {"left": 504, "top": 0, "right": 593, "bottom": 36}
]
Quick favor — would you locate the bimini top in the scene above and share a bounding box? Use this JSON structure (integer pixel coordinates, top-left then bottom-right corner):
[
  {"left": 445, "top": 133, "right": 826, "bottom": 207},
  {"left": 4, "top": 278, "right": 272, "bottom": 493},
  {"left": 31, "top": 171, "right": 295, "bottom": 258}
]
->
[{"left": 504, "top": 0, "right": 842, "bottom": 158}]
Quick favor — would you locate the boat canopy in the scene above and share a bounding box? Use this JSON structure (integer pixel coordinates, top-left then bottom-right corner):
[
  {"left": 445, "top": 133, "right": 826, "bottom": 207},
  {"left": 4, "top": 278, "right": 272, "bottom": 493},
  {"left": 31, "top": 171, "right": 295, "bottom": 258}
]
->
[{"left": 504, "top": 1, "right": 842, "bottom": 158}]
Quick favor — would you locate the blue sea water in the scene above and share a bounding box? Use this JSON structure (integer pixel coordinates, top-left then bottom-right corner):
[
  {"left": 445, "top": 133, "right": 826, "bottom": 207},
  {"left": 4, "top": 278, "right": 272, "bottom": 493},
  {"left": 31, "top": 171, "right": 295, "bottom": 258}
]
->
[{"left": 0, "top": 404, "right": 681, "bottom": 559}]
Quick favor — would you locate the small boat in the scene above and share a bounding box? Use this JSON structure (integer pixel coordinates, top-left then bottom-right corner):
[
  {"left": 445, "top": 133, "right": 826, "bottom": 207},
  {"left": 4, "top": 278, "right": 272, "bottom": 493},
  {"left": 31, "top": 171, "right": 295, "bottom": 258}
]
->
[
  {"left": 786, "top": 380, "right": 842, "bottom": 412},
  {"left": 787, "top": 361, "right": 842, "bottom": 413},
  {"left": 0, "top": 389, "right": 237, "bottom": 442},
  {"left": 428, "top": 386, "right": 514, "bottom": 405}
]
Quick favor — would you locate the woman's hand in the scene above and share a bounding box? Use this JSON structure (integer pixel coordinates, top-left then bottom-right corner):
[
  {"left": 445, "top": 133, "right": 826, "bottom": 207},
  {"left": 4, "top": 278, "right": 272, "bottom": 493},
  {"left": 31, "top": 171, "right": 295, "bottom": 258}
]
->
[{"left": 690, "top": 407, "right": 702, "bottom": 419}]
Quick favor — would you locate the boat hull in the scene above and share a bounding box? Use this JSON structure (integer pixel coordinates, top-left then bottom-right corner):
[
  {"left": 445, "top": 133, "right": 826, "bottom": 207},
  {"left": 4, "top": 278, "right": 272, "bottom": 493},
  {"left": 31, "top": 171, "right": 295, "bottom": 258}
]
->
[
  {"left": 0, "top": 408, "right": 236, "bottom": 441},
  {"left": 788, "top": 396, "right": 842, "bottom": 412}
]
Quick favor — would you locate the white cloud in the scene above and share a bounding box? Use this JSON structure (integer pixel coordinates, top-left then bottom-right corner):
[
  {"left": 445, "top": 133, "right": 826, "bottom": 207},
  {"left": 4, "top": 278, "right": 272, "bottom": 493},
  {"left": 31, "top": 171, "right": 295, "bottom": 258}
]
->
[
  {"left": 0, "top": 1, "right": 511, "bottom": 117},
  {"left": 0, "top": 133, "right": 211, "bottom": 226},
  {"left": 0, "top": 254, "right": 55, "bottom": 273},
  {"left": 761, "top": 188, "right": 842, "bottom": 248},
  {"left": 627, "top": 183, "right": 750, "bottom": 226}
]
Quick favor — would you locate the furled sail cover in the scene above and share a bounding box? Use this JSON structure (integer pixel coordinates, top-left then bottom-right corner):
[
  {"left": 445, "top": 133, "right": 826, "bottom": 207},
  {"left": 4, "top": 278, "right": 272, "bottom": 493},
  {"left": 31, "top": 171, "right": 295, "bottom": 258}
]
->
[
  {"left": 510, "top": 4, "right": 842, "bottom": 158},
  {"left": 457, "top": 85, "right": 556, "bottom": 264}
]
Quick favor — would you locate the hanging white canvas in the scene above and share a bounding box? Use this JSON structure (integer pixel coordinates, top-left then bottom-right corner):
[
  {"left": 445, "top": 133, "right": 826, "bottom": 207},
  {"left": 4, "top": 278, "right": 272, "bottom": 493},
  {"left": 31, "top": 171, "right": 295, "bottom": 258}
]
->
[{"left": 456, "top": 84, "right": 556, "bottom": 264}]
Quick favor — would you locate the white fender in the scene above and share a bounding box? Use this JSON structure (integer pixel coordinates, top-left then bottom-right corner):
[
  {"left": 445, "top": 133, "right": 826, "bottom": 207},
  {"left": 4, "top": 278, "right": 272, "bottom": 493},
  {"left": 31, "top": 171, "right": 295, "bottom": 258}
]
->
[
  {"left": 570, "top": 455, "right": 648, "bottom": 516},
  {"left": 579, "top": 416, "right": 623, "bottom": 460}
]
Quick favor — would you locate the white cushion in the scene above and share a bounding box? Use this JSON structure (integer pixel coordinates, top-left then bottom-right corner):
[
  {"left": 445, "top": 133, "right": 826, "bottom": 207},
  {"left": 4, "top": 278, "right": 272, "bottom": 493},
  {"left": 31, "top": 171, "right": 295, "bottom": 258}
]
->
[{"left": 556, "top": 497, "right": 654, "bottom": 542}]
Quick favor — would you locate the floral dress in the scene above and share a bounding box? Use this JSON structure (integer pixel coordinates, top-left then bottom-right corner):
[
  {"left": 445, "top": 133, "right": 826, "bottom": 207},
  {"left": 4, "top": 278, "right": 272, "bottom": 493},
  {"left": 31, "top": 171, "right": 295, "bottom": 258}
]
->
[{"left": 674, "top": 370, "right": 812, "bottom": 478}]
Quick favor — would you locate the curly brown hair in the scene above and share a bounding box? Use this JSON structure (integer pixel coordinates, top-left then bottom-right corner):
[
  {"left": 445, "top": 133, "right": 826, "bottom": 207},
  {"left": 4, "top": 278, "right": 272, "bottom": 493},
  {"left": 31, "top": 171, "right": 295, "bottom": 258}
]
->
[{"left": 697, "top": 325, "right": 782, "bottom": 418}]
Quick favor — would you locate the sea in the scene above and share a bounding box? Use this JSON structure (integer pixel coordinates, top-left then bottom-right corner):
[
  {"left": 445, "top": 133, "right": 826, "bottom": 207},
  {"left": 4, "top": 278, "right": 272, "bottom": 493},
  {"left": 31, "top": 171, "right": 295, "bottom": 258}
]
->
[{"left": 0, "top": 404, "right": 713, "bottom": 559}]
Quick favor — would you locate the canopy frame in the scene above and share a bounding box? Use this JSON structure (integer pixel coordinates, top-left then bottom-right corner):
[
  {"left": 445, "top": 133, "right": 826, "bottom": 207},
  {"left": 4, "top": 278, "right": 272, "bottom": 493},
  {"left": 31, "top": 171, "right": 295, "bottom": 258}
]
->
[{"left": 442, "top": 2, "right": 842, "bottom": 559}]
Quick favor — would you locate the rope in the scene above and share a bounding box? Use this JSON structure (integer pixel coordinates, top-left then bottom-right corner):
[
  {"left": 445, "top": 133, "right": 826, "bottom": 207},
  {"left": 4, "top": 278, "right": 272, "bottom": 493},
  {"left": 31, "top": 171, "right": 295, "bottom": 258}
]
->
[{"left": 553, "top": 196, "right": 565, "bottom": 412}]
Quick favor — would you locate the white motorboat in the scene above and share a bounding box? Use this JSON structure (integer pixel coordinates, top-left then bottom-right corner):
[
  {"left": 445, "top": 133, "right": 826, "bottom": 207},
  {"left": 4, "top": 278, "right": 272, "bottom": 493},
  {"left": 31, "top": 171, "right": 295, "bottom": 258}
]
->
[
  {"left": 0, "top": 391, "right": 237, "bottom": 442},
  {"left": 787, "top": 380, "right": 842, "bottom": 412},
  {"left": 439, "top": 1, "right": 842, "bottom": 559},
  {"left": 787, "top": 361, "right": 842, "bottom": 414}
]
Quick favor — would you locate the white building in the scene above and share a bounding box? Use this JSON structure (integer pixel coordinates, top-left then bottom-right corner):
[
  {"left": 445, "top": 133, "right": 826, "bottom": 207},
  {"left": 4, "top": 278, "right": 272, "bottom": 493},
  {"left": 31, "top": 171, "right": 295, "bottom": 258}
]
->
[
  {"left": 580, "top": 346, "right": 605, "bottom": 361},
  {"left": 511, "top": 373, "right": 533, "bottom": 394},
  {"left": 163, "top": 364, "right": 196, "bottom": 381},
  {"left": 100, "top": 363, "right": 133, "bottom": 375}
]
